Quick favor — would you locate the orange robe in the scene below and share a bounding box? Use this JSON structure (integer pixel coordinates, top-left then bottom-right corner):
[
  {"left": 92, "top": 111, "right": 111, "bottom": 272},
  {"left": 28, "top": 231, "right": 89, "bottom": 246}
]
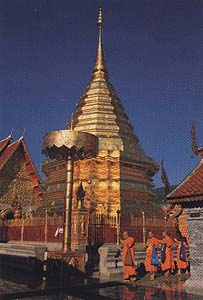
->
[
  {"left": 176, "top": 241, "right": 188, "bottom": 270},
  {"left": 160, "top": 236, "right": 175, "bottom": 271},
  {"left": 121, "top": 236, "right": 136, "bottom": 279},
  {"left": 144, "top": 237, "right": 160, "bottom": 272}
]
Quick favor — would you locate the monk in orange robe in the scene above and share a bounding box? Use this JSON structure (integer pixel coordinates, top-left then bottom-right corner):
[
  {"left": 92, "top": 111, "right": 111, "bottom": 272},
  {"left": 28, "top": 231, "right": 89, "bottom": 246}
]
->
[
  {"left": 120, "top": 231, "right": 136, "bottom": 281},
  {"left": 144, "top": 231, "right": 160, "bottom": 280},
  {"left": 174, "top": 236, "right": 189, "bottom": 275},
  {"left": 160, "top": 231, "right": 175, "bottom": 277}
]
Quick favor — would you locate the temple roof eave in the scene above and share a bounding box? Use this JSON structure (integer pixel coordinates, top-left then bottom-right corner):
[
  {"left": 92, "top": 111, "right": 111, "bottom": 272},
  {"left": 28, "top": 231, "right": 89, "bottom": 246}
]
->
[
  {"left": 168, "top": 193, "right": 203, "bottom": 203},
  {"left": 167, "top": 159, "right": 203, "bottom": 202},
  {"left": 0, "top": 135, "right": 12, "bottom": 153}
]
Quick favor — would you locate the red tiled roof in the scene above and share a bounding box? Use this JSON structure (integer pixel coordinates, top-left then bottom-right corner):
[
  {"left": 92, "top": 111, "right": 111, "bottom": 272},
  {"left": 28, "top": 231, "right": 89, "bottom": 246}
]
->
[
  {"left": 168, "top": 194, "right": 203, "bottom": 204},
  {"left": 0, "top": 136, "right": 12, "bottom": 153},
  {"left": 21, "top": 139, "right": 42, "bottom": 187},
  {"left": 167, "top": 159, "right": 203, "bottom": 202},
  {"left": 0, "top": 138, "right": 22, "bottom": 170},
  {"left": 0, "top": 136, "right": 42, "bottom": 197}
]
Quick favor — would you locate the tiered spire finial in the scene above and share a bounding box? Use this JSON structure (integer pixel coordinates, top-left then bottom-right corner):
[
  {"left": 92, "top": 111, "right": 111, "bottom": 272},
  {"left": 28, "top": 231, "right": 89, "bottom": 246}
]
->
[
  {"left": 92, "top": 7, "right": 108, "bottom": 81},
  {"left": 97, "top": 7, "right": 103, "bottom": 26}
]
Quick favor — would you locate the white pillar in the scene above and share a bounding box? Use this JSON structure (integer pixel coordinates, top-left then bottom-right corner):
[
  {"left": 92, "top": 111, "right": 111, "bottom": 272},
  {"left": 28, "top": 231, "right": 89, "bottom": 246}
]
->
[{"left": 184, "top": 207, "right": 203, "bottom": 295}]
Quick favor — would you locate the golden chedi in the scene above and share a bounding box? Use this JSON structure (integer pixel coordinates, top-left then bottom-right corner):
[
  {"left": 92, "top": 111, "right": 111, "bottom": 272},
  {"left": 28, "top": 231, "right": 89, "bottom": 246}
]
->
[{"left": 41, "top": 8, "right": 159, "bottom": 224}]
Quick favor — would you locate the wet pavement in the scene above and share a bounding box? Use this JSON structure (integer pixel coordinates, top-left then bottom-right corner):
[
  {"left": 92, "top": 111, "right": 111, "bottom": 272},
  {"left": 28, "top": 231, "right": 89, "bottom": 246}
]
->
[{"left": 0, "top": 273, "right": 202, "bottom": 300}]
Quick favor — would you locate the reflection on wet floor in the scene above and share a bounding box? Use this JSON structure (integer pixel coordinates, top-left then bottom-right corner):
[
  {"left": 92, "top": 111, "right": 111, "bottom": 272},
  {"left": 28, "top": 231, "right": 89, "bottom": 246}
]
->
[
  {"left": 22, "top": 296, "right": 84, "bottom": 300},
  {"left": 0, "top": 275, "right": 203, "bottom": 300},
  {"left": 99, "top": 285, "right": 193, "bottom": 300},
  {"left": 97, "top": 276, "right": 198, "bottom": 300},
  {"left": 99, "top": 284, "right": 194, "bottom": 300}
]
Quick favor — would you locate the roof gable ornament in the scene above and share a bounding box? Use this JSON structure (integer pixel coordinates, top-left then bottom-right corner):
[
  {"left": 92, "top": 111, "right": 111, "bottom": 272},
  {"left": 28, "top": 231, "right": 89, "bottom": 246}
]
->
[
  {"left": 160, "top": 160, "right": 171, "bottom": 196},
  {"left": 191, "top": 122, "right": 203, "bottom": 159},
  {"left": 191, "top": 122, "right": 199, "bottom": 157},
  {"left": 9, "top": 128, "right": 14, "bottom": 139}
]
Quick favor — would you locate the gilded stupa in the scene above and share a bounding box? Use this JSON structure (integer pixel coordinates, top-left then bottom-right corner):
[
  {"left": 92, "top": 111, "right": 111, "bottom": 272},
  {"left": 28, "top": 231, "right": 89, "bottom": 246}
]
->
[
  {"left": 70, "top": 9, "right": 152, "bottom": 163},
  {"left": 41, "top": 8, "right": 159, "bottom": 220}
]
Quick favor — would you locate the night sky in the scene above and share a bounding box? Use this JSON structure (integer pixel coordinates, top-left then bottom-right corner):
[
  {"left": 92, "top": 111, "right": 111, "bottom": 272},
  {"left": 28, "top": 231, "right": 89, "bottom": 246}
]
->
[{"left": 0, "top": 0, "right": 202, "bottom": 188}]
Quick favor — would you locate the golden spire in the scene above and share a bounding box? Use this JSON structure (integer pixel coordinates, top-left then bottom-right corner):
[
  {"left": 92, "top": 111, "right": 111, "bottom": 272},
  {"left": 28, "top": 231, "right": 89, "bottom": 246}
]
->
[{"left": 92, "top": 8, "right": 108, "bottom": 81}]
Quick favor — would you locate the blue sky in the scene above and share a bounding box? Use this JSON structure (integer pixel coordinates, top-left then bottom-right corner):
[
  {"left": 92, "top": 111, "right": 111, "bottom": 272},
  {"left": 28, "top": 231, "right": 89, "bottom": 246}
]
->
[{"left": 0, "top": 0, "right": 202, "bottom": 188}]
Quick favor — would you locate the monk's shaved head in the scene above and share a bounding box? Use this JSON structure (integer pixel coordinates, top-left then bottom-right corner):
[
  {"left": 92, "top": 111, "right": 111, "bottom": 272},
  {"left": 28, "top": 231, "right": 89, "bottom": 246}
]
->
[
  {"left": 123, "top": 231, "right": 129, "bottom": 239},
  {"left": 162, "top": 230, "right": 169, "bottom": 237},
  {"left": 148, "top": 231, "right": 153, "bottom": 238}
]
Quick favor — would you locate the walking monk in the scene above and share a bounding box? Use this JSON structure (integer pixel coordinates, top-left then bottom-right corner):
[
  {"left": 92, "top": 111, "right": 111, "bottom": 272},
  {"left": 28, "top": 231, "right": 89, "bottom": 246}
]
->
[
  {"left": 174, "top": 234, "right": 189, "bottom": 275},
  {"left": 120, "top": 231, "right": 136, "bottom": 282},
  {"left": 144, "top": 231, "right": 160, "bottom": 280},
  {"left": 160, "top": 231, "right": 175, "bottom": 277}
]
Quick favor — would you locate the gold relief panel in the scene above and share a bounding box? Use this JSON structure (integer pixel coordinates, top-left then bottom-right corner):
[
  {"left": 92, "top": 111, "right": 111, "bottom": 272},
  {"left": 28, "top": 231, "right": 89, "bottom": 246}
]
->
[
  {"left": 110, "top": 181, "right": 120, "bottom": 190},
  {"left": 98, "top": 181, "right": 109, "bottom": 189},
  {"left": 72, "top": 215, "right": 77, "bottom": 234},
  {"left": 97, "top": 150, "right": 120, "bottom": 158},
  {"left": 96, "top": 203, "right": 107, "bottom": 215},
  {"left": 82, "top": 160, "right": 92, "bottom": 167},
  {"left": 99, "top": 138, "right": 124, "bottom": 152},
  {"left": 109, "top": 161, "right": 118, "bottom": 166},
  {"left": 109, "top": 191, "right": 120, "bottom": 197},
  {"left": 95, "top": 190, "right": 107, "bottom": 199}
]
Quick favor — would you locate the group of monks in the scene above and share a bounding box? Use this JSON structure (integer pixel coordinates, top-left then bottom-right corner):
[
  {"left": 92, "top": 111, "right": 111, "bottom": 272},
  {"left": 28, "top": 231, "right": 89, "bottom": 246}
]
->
[{"left": 120, "top": 230, "right": 189, "bottom": 282}]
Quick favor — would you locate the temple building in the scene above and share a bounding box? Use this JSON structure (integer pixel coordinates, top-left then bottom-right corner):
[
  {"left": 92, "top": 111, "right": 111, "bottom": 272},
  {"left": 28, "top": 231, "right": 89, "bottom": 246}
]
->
[
  {"left": 41, "top": 9, "right": 159, "bottom": 220},
  {"left": 167, "top": 146, "right": 203, "bottom": 241},
  {"left": 0, "top": 134, "right": 42, "bottom": 219},
  {"left": 167, "top": 147, "right": 203, "bottom": 294}
]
